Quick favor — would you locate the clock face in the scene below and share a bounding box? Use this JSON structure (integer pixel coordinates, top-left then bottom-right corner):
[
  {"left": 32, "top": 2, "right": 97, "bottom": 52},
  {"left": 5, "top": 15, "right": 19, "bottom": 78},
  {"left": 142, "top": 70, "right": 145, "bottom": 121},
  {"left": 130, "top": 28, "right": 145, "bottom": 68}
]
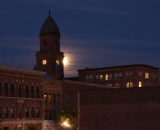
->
[
  {"left": 56, "top": 60, "right": 59, "bottom": 65},
  {"left": 42, "top": 60, "right": 47, "bottom": 65}
]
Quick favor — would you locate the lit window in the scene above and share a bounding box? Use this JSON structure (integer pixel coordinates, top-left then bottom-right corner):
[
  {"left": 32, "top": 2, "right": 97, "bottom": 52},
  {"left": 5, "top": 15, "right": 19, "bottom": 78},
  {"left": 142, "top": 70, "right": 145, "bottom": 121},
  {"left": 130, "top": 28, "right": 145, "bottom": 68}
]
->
[
  {"left": 105, "top": 74, "right": 108, "bottom": 80},
  {"left": 138, "top": 72, "right": 142, "bottom": 77},
  {"left": 109, "top": 74, "right": 112, "bottom": 80},
  {"left": 139, "top": 81, "right": 142, "bottom": 87},
  {"left": 100, "top": 75, "right": 103, "bottom": 80},
  {"left": 126, "top": 82, "right": 133, "bottom": 88},
  {"left": 44, "top": 93, "right": 47, "bottom": 102},
  {"left": 145, "top": 72, "right": 149, "bottom": 79},
  {"left": 48, "top": 94, "right": 52, "bottom": 103}
]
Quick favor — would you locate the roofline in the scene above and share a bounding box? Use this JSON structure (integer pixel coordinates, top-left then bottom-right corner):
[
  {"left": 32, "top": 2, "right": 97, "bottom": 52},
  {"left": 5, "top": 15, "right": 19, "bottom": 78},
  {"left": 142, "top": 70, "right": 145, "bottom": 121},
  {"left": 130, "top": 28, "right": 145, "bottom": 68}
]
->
[
  {"left": 77, "top": 64, "right": 159, "bottom": 72},
  {"left": 0, "top": 64, "right": 46, "bottom": 75}
]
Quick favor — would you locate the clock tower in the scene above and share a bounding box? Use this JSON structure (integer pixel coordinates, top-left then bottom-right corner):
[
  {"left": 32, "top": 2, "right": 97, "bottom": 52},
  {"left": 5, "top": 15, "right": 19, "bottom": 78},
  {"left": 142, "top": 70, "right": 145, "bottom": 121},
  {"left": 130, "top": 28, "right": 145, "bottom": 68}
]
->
[{"left": 36, "top": 11, "right": 64, "bottom": 79}]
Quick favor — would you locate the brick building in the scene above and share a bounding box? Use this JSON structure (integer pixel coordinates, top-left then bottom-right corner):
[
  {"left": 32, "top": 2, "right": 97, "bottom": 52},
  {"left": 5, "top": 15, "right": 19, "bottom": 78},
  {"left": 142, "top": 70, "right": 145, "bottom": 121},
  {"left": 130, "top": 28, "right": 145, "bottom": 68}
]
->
[
  {"left": 78, "top": 87, "right": 160, "bottom": 130},
  {"left": 78, "top": 64, "right": 159, "bottom": 88},
  {"left": 0, "top": 65, "right": 45, "bottom": 130}
]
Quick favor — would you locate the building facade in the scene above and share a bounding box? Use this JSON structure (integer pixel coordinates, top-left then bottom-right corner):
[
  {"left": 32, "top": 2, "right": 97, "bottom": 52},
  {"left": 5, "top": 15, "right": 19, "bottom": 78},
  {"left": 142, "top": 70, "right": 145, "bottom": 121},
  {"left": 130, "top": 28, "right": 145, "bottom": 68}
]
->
[
  {"left": 78, "top": 64, "right": 159, "bottom": 88},
  {"left": 0, "top": 65, "right": 45, "bottom": 130}
]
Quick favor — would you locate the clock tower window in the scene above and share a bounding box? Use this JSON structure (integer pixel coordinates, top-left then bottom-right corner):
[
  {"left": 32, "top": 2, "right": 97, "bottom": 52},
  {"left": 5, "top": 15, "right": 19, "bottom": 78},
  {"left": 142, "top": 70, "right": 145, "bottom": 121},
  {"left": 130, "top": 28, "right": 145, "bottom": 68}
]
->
[
  {"left": 55, "top": 41, "right": 58, "bottom": 50},
  {"left": 43, "top": 41, "right": 47, "bottom": 49}
]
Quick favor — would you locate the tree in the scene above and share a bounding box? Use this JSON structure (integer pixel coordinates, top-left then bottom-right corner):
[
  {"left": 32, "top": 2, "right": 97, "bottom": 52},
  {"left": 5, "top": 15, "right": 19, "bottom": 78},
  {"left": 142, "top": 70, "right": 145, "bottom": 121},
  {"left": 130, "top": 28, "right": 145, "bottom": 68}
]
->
[
  {"left": 53, "top": 108, "right": 78, "bottom": 130},
  {"left": 25, "top": 123, "right": 38, "bottom": 130}
]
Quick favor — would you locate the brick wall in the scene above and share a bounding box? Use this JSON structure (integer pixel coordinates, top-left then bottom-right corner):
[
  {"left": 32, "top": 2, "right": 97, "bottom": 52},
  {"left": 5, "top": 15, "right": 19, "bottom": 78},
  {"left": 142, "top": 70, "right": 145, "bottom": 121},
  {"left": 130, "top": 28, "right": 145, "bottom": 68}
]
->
[{"left": 78, "top": 87, "right": 160, "bottom": 130}]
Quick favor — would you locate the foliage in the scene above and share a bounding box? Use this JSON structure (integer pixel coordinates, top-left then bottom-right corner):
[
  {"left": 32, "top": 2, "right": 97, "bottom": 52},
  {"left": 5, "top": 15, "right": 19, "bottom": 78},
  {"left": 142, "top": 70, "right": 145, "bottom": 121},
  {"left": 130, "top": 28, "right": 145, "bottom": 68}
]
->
[
  {"left": 53, "top": 108, "right": 78, "bottom": 130},
  {"left": 25, "top": 123, "right": 38, "bottom": 130}
]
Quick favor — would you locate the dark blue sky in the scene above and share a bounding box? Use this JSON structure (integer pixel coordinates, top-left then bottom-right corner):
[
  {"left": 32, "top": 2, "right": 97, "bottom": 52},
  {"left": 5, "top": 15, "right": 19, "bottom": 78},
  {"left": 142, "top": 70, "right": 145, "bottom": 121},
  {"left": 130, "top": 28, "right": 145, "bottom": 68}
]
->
[{"left": 0, "top": 0, "right": 160, "bottom": 77}]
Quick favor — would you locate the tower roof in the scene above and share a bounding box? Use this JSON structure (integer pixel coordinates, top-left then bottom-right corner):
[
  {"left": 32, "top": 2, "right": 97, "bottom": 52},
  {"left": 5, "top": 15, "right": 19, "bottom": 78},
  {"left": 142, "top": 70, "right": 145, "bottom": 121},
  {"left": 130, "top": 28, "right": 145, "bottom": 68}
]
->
[{"left": 40, "top": 11, "right": 60, "bottom": 36}]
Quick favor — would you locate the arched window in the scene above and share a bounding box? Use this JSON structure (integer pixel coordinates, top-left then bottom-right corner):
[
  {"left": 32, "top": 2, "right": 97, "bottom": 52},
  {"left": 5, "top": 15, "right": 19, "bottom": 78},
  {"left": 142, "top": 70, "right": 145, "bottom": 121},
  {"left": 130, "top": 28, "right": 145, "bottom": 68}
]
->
[
  {"left": 0, "top": 106, "right": 2, "bottom": 119},
  {"left": 96, "top": 75, "right": 99, "bottom": 80},
  {"left": 48, "top": 93, "right": 52, "bottom": 103},
  {"left": 106, "top": 83, "right": 112, "bottom": 86},
  {"left": 44, "top": 93, "right": 47, "bottom": 103},
  {"left": 31, "top": 86, "right": 34, "bottom": 98},
  {"left": 55, "top": 41, "right": 58, "bottom": 50},
  {"left": 114, "top": 73, "right": 118, "bottom": 79},
  {"left": 0, "top": 82, "right": 2, "bottom": 96},
  {"left": 25, "top": 85, "right": 29, "bottom": 98},
  {"left": 109, "top": 74, "right": 112, "bottom": 80},
  {"left": 57, "top": 94, "right": 60, "bottom": 104},
  {"left": 90, "top": 76, "right": 93, "bottom": 80},
  {"left": 49, "top": 109, "right": 52, "bottom": 120},
  {"left": 36, "top": 107, "right": 40, "bottom": 118},
  {"left": 18, "top": 84, "right": 21, "bottom": 97},
  {"left": 130, "top": 72, "right": 133, "bottom": 78},
  {"left": 66, "top": 92, "right": 71, "bottom": 104},
  {"left": 145, "top": 72, "right": 149, "bottom": 79},
  {"left": 4, "top": 82, "right": 8, "bottom": 97},
  {"left": 105, "top": 74, "right": 108, "bottom": 80},
  {"left": 10, "top": 83, "right": 14, "bottom": 97},
  {"left": 31, "top": 107, "right": 34, "bottom": 118},
  {"left": 4, "top": 106, "right": 8, "bottom": 119},
  {"left": 53, "top": 93, "right": 56, "bottom": 104},
  {"left": 139, "top": 81, "right": 142, "bottom": 87},
  {"left": 138, "top": 72, "right": 142, "bottom": 77},
  {"left": 115, "top": 83, "right": 120, "bottom": 87},
  {"left": 25, "top": 107, "right": 29, "bottom": 118},
  {"left": 86, "top": 76, "right": 89, "bottom": 81},
  {"left": 126, "top": 72, "right": 129, "bottom": 78},
  {"left": 100, "top": 75, "right": 103, "bottom": 80},
  {"left": 36, "top": 86, "right": 39, "bottom": 98},
  {"left": 119, "top": 73, "right": 122, "bottom": 79},
  {"left": 11, "top": 107, "right": 14, "bottom": 119},
  {"left": 19, "top": 107, "right": 22, "bottom": 119},
  {"left": 126, "top": 82, "right": 133, "bottom": 88}
]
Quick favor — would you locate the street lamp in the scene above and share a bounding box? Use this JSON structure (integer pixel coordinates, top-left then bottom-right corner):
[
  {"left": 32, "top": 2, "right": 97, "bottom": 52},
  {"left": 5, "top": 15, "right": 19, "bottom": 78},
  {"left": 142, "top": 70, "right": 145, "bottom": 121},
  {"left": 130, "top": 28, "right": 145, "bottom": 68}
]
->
[{"left": 61, "top": 119, "right": 71, "bottom": 130}]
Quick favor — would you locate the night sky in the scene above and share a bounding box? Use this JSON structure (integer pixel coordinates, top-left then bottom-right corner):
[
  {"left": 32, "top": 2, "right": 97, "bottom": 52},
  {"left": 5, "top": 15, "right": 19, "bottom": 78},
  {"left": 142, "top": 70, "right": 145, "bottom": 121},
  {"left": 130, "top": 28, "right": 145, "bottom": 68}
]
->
[{"left": 0, "top": 0, "right": 160, "bottom": 77}]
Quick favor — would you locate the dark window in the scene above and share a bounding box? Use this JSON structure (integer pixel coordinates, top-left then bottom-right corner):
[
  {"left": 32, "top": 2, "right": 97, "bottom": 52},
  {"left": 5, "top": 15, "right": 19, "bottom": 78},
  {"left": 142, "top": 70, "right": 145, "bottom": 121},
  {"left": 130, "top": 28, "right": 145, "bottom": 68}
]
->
[
  {"left": 43, "top": 41, "right": 47, "bottom": 49},
  {"left": 5, "top": 107, "right": 8, "bottom": 119},
  {"left": 31, "top": 107, "right": 34, "bottom": 118},
  {"left": 10, "top": 83, "right": 14, "bottom": 97},
  {"left": 57, "top": 94, "right": 60, "bottom": 104},
  {"left": 26, "top": 107, "right": 29, "bottom": 118},
  {"left": 36, "top": 86, "right": 39, "bottom": 98},
  {"left": 18, "top": 84, "right": 21, "bottom": 97},
  {"left": 55, "top": 41, "right": 58, "bottom": 50},
  {"left": 49, "top": 109, "right": 52, "bottom": 120},
  {"left": 0, "top": 82, "right": 2, "bottom": 96},
  {"left": 19, "top": 107, "right": 22, "bottom": 118},
  {"left": 45, "top": 109, "right": 48, "bottom": 120},
  {"left": 4, "top": 82, "right": 8, "bottom": 97},
  {"left": 0, "top": 106, "right": 2, "bottom": 119},
  {"left": 11, "top": 107, "right": 14, "bottom": 119},
  {"left": 66, "top": 92, "right": 71, "bottom": 104},
  {"left": 36, "top": 107, "right": 40, "bottom": 118},
  {"left": 25, "top": 85, "right": 29, "bottom": 98},
  {"left": 53, "top": 93, "right": 56, "bottom": 104},
  {"left": 31, "top": 86, "right": 34, "bottom": 98}
]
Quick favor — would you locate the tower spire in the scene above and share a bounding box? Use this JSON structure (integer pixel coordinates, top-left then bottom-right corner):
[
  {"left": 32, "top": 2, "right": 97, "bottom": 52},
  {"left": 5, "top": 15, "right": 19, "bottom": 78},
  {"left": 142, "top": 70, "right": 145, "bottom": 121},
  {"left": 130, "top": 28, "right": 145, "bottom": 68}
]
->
[{"left": 49, "top": 10, "right": 51, "bottom": 16}]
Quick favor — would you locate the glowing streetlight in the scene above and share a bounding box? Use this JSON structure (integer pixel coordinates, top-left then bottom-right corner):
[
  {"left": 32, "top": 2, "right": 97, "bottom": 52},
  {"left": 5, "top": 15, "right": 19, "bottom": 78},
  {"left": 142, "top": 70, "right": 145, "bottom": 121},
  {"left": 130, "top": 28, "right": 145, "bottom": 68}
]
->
[{"left": 63, "top": 57, "right": 68, "bottom": 65}]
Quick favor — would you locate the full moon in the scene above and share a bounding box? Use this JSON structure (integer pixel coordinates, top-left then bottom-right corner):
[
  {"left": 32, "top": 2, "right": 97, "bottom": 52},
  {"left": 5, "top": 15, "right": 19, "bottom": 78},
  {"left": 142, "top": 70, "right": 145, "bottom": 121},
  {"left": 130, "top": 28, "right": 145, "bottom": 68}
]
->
[{"left": 63, "top": 57, "right": 68, "bottom": 65}]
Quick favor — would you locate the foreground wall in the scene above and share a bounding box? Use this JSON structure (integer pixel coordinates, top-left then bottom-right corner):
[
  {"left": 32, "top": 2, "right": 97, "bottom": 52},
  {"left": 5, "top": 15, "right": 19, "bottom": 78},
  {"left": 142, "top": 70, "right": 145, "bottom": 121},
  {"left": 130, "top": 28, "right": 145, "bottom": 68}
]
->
[{"left": 78, "top": 87, "right": 160, "bottom": 130}]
